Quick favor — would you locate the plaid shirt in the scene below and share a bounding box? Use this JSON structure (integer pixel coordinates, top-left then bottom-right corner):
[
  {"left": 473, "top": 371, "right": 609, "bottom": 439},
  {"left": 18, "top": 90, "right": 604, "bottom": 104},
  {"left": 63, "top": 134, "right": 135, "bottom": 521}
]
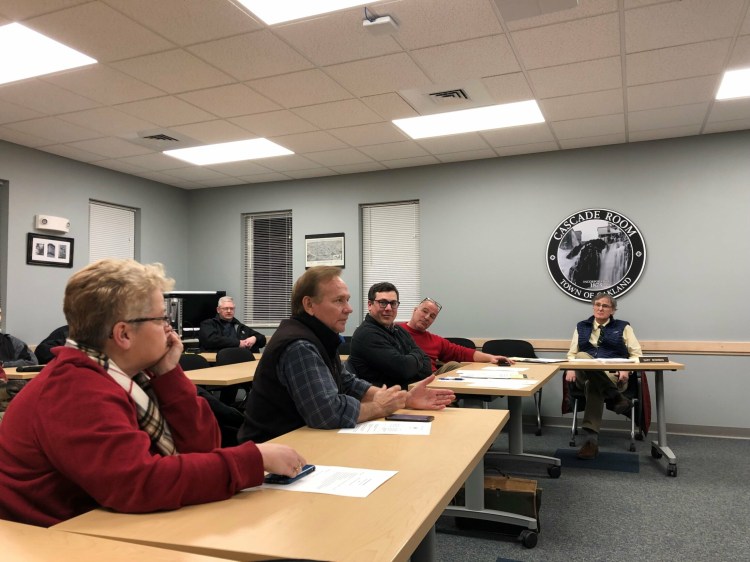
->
[{"left": 278, "top": 340, "right": 370, "bottom": 429}]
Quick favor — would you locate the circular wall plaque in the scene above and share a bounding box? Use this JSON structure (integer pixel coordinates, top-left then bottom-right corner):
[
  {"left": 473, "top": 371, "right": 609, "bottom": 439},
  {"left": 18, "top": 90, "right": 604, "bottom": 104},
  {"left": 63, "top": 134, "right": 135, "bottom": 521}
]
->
[{"left": 546, "top": 208, "right": 646, "bottom": 302}]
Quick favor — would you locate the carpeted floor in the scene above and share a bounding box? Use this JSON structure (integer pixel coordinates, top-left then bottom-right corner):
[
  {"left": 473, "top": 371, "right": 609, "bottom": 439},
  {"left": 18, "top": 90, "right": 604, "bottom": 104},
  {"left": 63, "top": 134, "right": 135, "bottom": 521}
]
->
[
  {"left": 553, "top": 447, "right": 640, "bottom": 473},
  {"left": 435, "top": 425, "right": 750, "bottom": 561}
]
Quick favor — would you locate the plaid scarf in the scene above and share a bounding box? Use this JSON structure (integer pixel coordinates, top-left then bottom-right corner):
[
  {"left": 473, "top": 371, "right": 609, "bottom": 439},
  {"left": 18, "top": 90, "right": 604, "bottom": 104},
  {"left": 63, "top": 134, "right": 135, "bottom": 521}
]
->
[{"left": 66, "top": 339, "right": 176, "bottom": 456}]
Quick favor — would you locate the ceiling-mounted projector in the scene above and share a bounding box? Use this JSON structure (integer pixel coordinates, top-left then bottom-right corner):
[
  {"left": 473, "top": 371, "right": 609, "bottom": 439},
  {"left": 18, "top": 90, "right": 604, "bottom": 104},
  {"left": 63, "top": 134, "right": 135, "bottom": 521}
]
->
[{"left": 362, "top": 15, "right": 399, "bottom": 35}]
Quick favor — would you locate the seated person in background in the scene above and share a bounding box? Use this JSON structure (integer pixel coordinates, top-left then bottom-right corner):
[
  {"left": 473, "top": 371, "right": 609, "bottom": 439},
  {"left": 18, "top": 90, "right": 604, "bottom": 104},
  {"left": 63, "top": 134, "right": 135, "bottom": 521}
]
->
[
  {"left": 348, "top": 282, "right": 432, "bottom": 388},
  {"left": 564, "top": 292, "right": 642, "bottom": 460},
  {"left": 0, "top": 307, "right": 38, "bottom": 368},
  {"left": 0, "top": 258, "right": 304, "bottom": 527},
  {"left": 400, "top": 297, "right": 513, "bottom": 374},
  {"left": 238, "top": 267, "right": 455, "bottom": 444},
  {"left": 34, "top": 325, "right": 69, "bottom": 365},
  {"left": 198, "top": 296, "right": 266, "bottom": 353}
]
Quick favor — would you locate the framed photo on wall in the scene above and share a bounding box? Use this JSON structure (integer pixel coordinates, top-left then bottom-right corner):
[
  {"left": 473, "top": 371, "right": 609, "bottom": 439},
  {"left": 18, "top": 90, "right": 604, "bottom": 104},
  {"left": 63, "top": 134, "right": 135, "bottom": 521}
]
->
[
  {"left": 26, "top": 233, "right": 74, "bottom": 268},
  {"left": 305, "top": 232, "right": 345, "bottom": 268}
]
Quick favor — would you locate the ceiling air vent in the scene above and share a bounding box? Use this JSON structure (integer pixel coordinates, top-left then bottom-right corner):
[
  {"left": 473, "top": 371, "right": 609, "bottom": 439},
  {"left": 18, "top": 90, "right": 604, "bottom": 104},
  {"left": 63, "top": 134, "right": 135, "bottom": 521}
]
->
[
  {"left": 123, "top": 129, "right": 200, "bottom": 151},
  {"left": 428, "top": 89, "right": 470, "bottom": 106},
  {"left": 141, "top": 133, "right": 180, "bottom": 142}
]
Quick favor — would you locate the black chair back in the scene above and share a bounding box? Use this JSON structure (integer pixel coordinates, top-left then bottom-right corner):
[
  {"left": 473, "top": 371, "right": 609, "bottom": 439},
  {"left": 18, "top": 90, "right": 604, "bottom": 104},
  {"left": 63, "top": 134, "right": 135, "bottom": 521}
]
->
[
  {"left": 482, "top": 339, "right": 537, "bottom": 358},
  {"left": 216, "top": 347, "right": 256, "bottom": 365},
  {"left": 179, "top": 353, "right": 211, "bottom": 371},
  {"left": 339, "top": 335, "right": 352, "bottom": 355},
  {"left": 446, "top": 337, "right": 476, "bottom": 350}
]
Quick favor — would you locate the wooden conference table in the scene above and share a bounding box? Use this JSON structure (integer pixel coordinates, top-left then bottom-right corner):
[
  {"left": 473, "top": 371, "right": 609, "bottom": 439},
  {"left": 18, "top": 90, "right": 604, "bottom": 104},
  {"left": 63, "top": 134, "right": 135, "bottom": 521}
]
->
[
  {"left": 557, "top": 359, "right": 685, "bottom": 477},
  {"left": 430, "top": 362, "right": 562, "bottom": 477},
  {"left": 55, "top": 407, "right": 508, "bottom": 562},
  {"left": 2, "top": 519, "right": 230, "bottom": 562}
]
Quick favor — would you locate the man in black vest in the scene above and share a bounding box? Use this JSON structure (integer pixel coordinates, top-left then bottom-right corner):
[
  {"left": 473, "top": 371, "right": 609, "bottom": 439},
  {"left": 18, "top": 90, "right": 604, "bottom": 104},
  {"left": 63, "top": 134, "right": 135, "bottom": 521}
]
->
[
  {"left": 564, "top": 293, "right": 642, "bottom": 459},
  {"left": 238, "top": 267, "right": 455, "bottom": 443}
]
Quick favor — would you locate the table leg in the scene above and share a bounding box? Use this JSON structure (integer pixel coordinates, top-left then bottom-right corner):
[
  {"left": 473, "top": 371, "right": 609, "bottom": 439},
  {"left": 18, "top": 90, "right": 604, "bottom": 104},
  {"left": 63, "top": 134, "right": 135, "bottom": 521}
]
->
[
  {"left": 650, "top": 370, "right": 678, "bottom": 476},
  {"left": 411, "top": 525, "right": 436, "bottom": 562}
]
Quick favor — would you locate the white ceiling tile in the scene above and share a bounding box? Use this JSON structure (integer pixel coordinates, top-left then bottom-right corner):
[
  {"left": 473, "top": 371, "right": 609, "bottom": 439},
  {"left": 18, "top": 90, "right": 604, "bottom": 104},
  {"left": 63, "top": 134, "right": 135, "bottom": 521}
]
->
[
  {"left": 329, "top": 162, "right": 388, "bottom": 174},
  {"left": 388, "top": 0, "right": 503, "bottom": 50},
  {"left": 480, "top": 123, "right": 557, "bottom": 147},
  {"left": 529, "top": 57, "right": 622, "bottom": 98},
  {"left": 115, "top": 96, "right": 215, "bottom": 127},
  {"left": 626, "top": 39, "right": 732, "bottom": 86},
  {"left": 627, "top": 76, "right": 718, "bottom": 111},
  {"left": 540, "top": 89, "right": 624, "bottom": 121},
  {"left": 269, "top": 131, "right": 348, "bottom": 153},
  {"left": 359, "top": 141, "right": 430, "bottom": 160},
  {"left": 133, "top": 170, "right": 184, "bottom": 186},
  {"left": 4, "top": 116, "right": 100, "bottom": 144},
  {"left": 0, "top": 0, "right": 89, "bottom": 20},
  {"left": 625, "top": 0, "right": 744, "bottom": 54},
  {"left": 178, "top": 84, "right": 280, "bottom": 118},
  {"left": 285, "top": 168, "right": 339, "bottom": 180},
  {"left": 382, "top": 155, "right": 441, "bottom": 168},
  {"left": 703, "top": 116, "right": 750, "bottom": 134},
  {"left": 188, "top": 31, "right": 313, "bottom": 81},
  {"left": 229, "top": 110, "right": 318, "bottom": 137},
  {"left": 170, "top": 120, "right": 256, "bottom": 144},
  {"left": 273, "top": 9, "right": 402, "bottom": 66},
  {"left": 160, "top": 166, "right": 231, "bottom": 181},
  {"left": 329, "top": 122, "right": 408, "bottom": 146},
  {"left": 707, "top": 97, "right": 750, "bottom": 123},
  {"left": 629, "top": 124, "right": 702, "bottom": 142},
  {"left": 93, "top": 159, "right": 150, "bottom": 174},
  {"left": 0, "top": 80, "right": 101, "bottom": 114},
  {"left": 551, "top": 113, "right": 625, "bottom": 139},
  {"left": 39, "top": 143, "right": 106, "bottom": 162},
  {"left": 325, "top": 53, "right": 433, "bottom": 97},
  {"left": 205, "top": 160, "right": 273, "bottom": 176},
  {"left": 436, "top": 149, "right": 497, "bottom": 163},
  {"left": 558, "top": 133, "right": 625, "bottom": 149},
  {"left": 292, "top": 99, "right": 383, "bottom": 129},
  {"left": 628, "top": 102, "right": 709, "bottom": 132},
  {"left": 417, "top": 133, "right": 491, "bottom": 154},
  {"left": 119, "top": 152, "right": 193, "bottom": 172},
  {"left": 482, "top": 73, "right": 535, "bottom": 104},
  {"left": 360, "top": 93, "right": 419, "bottom": 120},
  {"left": 67, "top": 137, "right": 153, "bottom": 158},
  {"left": 0, "top": 126, "right": 51, "bottom": 147},
  {"left": 247, "top": 70, "right": 353, "bottom": 108},
  {"left": 304, "top": 148, "right": 373, "bottom": 167},
  {"left": 27, "top": 2, "right": 174, "bottom": 62},
  {"left": 494, "top": 141, "right": 558, "bottom": 156},
  {"left": 42, "top": 65, "right": 165, "bottom": 106},
  {"left": 412, "top": 35, "right": 521, "bottom": 83},
  {"left": 0, "top": 99, "right": 43, "bottom": 124},
  {"left": 256, "top": 155, "right": 322, "bottom": 172},
  {"left": 102, "top": 0, "right": 261, "bottom": 45},
  {"left": 112, "top": 50, "right": 234, "bottom": 94},
  {"left": 195, "top": 177, "right": 250, "bottom": 188},
  {"left": 238, "top": 172, "right": 292, "bottom": 183},
  {"left": 505, "top": 0, "right": 618, "bottom": 31},
  {"left": 60, "top": 107, "right": 156, "bottom": 136},
  {"left": 727, "top": 34, "right": 750, "bottom": 68},
  {"left": 511, "top": 13, "right": 620, "bottom": 70},
  {"left": 743, "top": 9, "right": 750, "bottom": 35}
]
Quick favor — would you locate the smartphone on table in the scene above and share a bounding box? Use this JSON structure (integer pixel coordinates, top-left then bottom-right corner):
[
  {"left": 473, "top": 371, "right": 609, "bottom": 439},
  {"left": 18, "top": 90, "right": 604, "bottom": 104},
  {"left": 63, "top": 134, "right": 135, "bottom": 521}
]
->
[
  {"left": 264, "top": 464, "right": 316, "bottom": 485},
  {"left": 385, "top": 414, "right": 434, "bottom": 422}
]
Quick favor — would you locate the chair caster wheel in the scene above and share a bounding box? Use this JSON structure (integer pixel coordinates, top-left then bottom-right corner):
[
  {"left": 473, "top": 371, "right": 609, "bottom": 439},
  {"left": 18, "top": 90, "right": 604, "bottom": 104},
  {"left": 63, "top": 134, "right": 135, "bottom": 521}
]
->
[
  {"left": 547, "top": 465, "right": 561, "bottom": 478},
  {"left": 519, "top": 530, "right": 538, "bottom": 548},
  {"left": 569, "top": 440, "right": 576, "bottom": 447},
  {"left": 667, "top": 464, "right": 677, "bottom": 477},
  {"left": 629, "top": 444, "right": 636, "bottom": 452}
]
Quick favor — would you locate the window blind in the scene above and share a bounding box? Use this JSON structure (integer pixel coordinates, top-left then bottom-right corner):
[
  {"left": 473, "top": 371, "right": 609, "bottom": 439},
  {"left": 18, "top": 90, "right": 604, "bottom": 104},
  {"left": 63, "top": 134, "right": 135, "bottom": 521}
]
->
[
  {"left": 361, "top": 201, "right": 421, "bottom": 323},
  {"left": 89, "top": 201, "right": 135, "bottom": 262},
  {"left": 243, "top": 210, "right": 292, "bottom": 327}
]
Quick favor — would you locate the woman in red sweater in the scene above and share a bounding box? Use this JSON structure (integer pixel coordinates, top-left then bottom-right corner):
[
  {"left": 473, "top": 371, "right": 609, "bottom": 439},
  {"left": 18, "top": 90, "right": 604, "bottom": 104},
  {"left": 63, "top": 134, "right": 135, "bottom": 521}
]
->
[{"left": 0, "top": 258, "right": 305, "bottom": 527}]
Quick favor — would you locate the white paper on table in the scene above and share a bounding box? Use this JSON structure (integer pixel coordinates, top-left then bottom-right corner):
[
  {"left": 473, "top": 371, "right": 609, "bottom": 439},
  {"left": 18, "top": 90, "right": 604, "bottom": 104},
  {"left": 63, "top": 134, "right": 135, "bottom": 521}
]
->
[
  {"left": 456, "top": 367, "right": 528, "bottom": 379},
  {"left": 465, "top": 379, "right": 537, "bottom": 389},
  {"left": 262, "top": 465, "right": 397, "bottom": 498},
  {"left": 568, "top": 357, "right": 634, "bottom": 363},
  {"left": 338, "top": 421, "right": 431, "bottom": 435}
]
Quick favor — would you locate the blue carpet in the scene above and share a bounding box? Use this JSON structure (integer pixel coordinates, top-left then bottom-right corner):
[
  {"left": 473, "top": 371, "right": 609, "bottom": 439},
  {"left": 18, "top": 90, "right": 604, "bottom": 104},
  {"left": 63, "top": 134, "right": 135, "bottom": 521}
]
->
[{"left": 554, "top": 448, "right": 640, "bottom": 473}]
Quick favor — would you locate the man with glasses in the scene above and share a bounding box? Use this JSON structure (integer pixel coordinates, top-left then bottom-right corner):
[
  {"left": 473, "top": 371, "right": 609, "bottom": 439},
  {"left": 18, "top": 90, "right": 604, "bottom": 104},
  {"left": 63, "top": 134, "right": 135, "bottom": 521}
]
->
[
  {"left": 400, "top": 297, "right": 512, "bottom": 374},
  {"left": 198, "top": 296, "right": 266, "bottom": 353},
  {"left": 564, "top": 292, "right": 642, "bottom": 459},
  {"left": 349, "top": 282, "right": 432, "bottom": 388}
]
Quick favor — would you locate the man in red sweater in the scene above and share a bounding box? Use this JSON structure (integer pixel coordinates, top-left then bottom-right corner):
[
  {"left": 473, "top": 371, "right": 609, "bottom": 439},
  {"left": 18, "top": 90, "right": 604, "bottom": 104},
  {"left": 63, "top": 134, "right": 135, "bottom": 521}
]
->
[
  {"left": 0, "top": 258, "right": 305, "bottom": 527},
  {"left": 399, "top": 298, "right": 512, "bottom": 374}
]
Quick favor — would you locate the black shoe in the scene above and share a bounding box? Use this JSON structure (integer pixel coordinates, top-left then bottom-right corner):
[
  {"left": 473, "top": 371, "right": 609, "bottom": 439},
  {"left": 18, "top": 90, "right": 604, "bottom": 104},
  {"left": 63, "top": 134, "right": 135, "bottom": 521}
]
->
[{"left": 612, "top": 395, "right": 632, "bottom": 415}]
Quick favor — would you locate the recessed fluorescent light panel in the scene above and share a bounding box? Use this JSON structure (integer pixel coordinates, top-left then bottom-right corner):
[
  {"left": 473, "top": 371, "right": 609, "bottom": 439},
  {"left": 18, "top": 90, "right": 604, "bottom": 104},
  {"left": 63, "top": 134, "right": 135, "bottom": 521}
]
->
[
  {"left": 236, "top": 0, "right": 370, "bottom": 25},
  {"left": 393, "top": 100, "right": 545, "bottom": 140},
  {"left": 0, "top": 23, "right": 96, "bottom": 86},
  {"left": 164, "top": 139, "right": 294, "bottom": 165},
  {"left": 716, "top": 68, "right": 750, "bottom": 100}
]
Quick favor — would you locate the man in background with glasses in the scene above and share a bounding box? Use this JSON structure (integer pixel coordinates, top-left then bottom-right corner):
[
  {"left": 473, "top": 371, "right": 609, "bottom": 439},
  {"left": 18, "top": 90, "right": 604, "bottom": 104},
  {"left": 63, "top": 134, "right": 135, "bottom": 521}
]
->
[
  {"left": 198, "top": 296, "right": 266, "bottom": 353},
  {"left": 349, "top": 282, "right": 432, "bottom": 388},
  {"left": 400, "top": 297, "right": 512, "bottom": 374},
  {"left": 564, "top": 292, "right": 642, "bottom": 459}
]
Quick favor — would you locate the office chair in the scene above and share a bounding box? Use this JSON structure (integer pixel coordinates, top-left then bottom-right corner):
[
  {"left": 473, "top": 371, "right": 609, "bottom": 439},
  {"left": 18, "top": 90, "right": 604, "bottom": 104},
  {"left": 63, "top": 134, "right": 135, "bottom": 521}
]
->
[
  {"left": 565, "top": 372, "right": 645, "bottom": 452},
  {"left": 339, "top": 335, "right": 352, "bottom": 355},
  {"left": 481, "top": 339, "right": 544, "bottom": 436},
  {"left": 445, "top": 337, "right": 476, "bottom": 350},
  {"left": 178, "top": 353, "right": 211, "bottom": 371},
  {"left": 215, "top": 347, "right": 255, "bottom": 407}
]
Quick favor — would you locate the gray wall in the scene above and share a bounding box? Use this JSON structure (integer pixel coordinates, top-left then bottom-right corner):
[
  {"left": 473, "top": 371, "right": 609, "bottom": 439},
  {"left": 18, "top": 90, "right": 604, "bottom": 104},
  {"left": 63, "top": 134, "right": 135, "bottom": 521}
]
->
[
  {"left": 0, "top": 140, "right": 190, "bottom": 343},
  {"left": 186, "top": 131, "right": 750, "bottom": 434},
  {"left": 1, "top": 131, "right": 748, "bottom": 434}
]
